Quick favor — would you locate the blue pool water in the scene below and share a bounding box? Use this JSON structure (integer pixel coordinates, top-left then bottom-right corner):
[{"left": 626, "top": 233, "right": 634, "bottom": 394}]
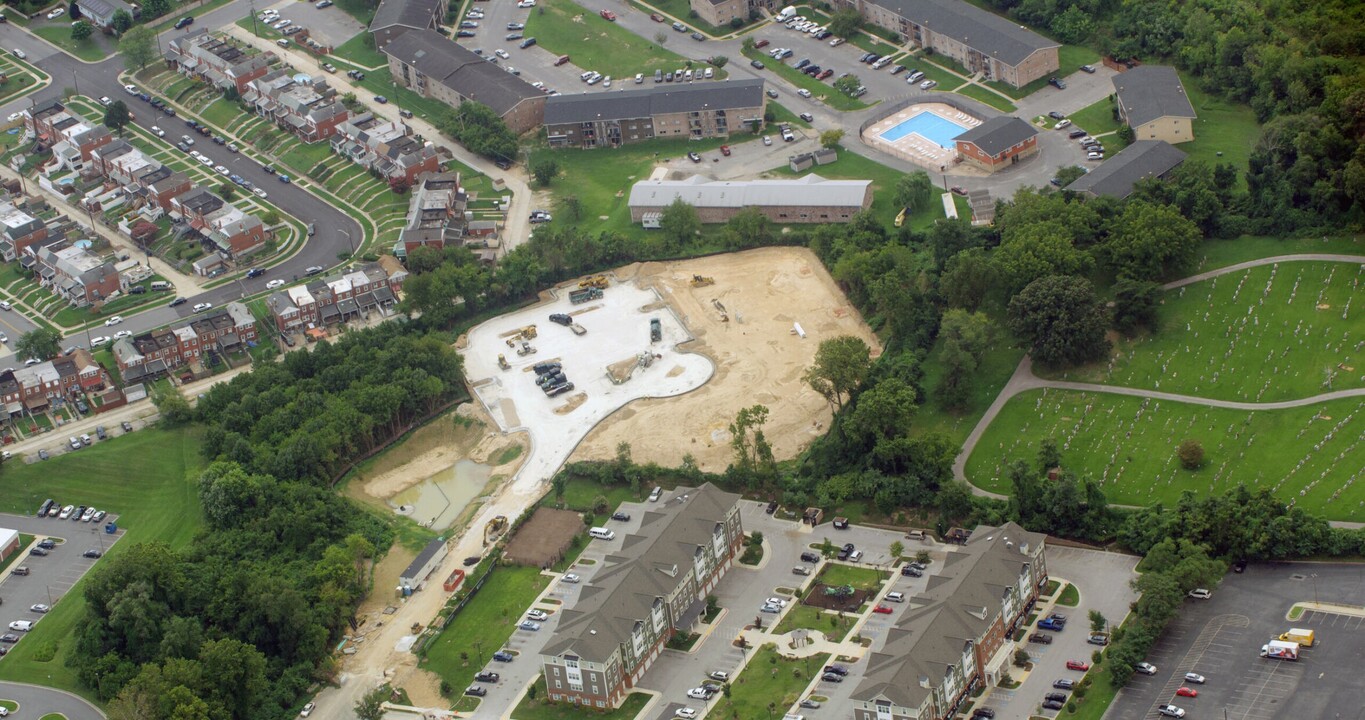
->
[{"left": 878, "top": 111, "right": 968, "bottom": 148}]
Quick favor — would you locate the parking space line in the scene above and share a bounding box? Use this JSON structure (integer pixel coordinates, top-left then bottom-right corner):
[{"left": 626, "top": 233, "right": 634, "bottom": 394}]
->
[{"left": 1140, "top": 614, "right": 1249, "bottom": 718}]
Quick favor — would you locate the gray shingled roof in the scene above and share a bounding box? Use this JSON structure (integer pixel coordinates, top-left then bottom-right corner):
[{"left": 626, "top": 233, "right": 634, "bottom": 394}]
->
[
  {"left": 384, "top": 29, "right": 542, "bottom": 117},
  {"left": 871, "top": 0, "right": 1058, "bottom": 66},
  {"left": 1067, "top": 140, "right": 1187, "bottom": 199},
  {"left": 954, "top": 116, "right": 1037, "bottom": 156},
  {"left": 1113, "top": 65, "right": 1197, "bottom": 128},
  {"left": 544, "top": 78, "right": 765, "bottom": 125},
  {"left": 370, "top": 0, "right": 442, "bottom": 31}
]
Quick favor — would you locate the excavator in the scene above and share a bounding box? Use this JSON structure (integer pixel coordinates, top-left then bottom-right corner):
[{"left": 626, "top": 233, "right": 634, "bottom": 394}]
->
[
  {"left": 690, "top": 274, "right": 715, "bottom": 288},
  {"left": 484, "top": 515, "right": 509, "bottom": 546}
]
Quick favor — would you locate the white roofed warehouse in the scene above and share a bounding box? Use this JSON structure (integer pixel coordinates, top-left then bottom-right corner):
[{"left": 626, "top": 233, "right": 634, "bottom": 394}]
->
[{"left": 628, "top": 174, "right": 873, "bottom": 225}]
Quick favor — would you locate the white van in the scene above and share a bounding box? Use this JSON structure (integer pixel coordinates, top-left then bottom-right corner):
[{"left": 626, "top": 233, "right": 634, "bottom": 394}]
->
[
  {"left": 886, "top": 591, "right": 905, "bottom": 603},
  {"left": 150, "top": 281, "right": 172, "bottom": 291},
  {"left": 589, "top": 527, "right": 616, "bottom": 541},
  {"left": 776, "top": 6, "right": 796, "bottom": 22},
  {"left": 649, "top": 487, "right": 663, "bottom": 502},
  {"left": 9, "top": 620, "right": 34, "bottom": 632}
]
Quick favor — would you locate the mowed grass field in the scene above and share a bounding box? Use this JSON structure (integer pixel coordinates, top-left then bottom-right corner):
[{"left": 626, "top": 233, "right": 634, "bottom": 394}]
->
[
  {"left": 1044, "top": 262, "right": 1365, "bottom": 401},
  {"left": 0, "top": 428, "right": 206, "bottom": 695},
  {"left": 966, "top": 389, "right": 1365, "bottom": 521},
  {"left": 525, "top": 0, "right": 704, "bottom": 80},
  {"left": 710, "top": 644, "right": 829, "bottom": 719},
  {"left": 769, "top": 151, "right": 972, "bottom": 232}
]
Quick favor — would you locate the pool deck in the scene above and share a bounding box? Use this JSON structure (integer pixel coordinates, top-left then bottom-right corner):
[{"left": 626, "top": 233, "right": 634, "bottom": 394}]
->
[{"left": 862, "top": 102, "right": 983, "bottom": 171}]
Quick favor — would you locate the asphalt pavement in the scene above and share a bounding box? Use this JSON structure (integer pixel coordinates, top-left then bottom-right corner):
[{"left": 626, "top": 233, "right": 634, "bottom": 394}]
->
[{"left": 0, "top": 681, "right": 103, "bottom": 720}]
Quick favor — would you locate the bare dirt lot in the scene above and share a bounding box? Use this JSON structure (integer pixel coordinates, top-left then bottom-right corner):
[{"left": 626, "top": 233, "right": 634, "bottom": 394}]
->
[
  {"left": 502, "top": 507, "right": 585, "bottom": 568},
  {"left": 573, "top": 246, "right": 880, "bottom": 471}
]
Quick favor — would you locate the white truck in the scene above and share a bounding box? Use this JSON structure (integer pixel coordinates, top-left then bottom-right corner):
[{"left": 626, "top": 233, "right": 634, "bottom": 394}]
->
[
  {"left": 1260, "top": 639, "right": 1299, "bottom": 660},
  {"left": 776, "top": 6, "right": 796, "bottom": 21}
]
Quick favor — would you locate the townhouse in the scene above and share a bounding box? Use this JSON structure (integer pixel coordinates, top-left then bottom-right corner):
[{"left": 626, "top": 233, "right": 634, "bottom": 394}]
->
[
  {"left": 540, "top": 484, "right": 744, "bottom": 709},
  {"left": 24, "top": 100, "right": 114, "bottom": 173},
  {"left": 111, "top": 302, "right": 257, "bottom": 383},
  {"left": 851, "top": 522, "right": 1048, "bottom": 720},
  {"left": 245, "top": 69, "right": 352, "bottom": 143},
  {"left": 89, "top": 139, "right": 194, "bottom": 211},
  {"left": 0, "top": 350, "right": 111, "bottom": 416},
  {"left": 369, "top": 0, "right": 448, "bottom": 52},
  {"left": 692, "top": 0, "right": 776, "bottom": 30},
  {"left": 1113, "top": 65, "right": 1197, "bottom": 145},
  {"left": 544, "top": 79, "right": 766, "bottom": 148},
  {"left": 834, "top": 0, "right": 1059, "bottom": 89},
  {"left": 170, "top": 187, "right": 267, "bottom": 259},
  {"left": 330, "top": 113, "right": 442, "bottom": 186},
  {"left": 0, "top": 198, "right": 48, "bottom": 262},
  {"left": 34, "top": 243, "right": 121, "bottom": 307},
  {"left": 394, "top": 171, "right": 467, "bottom": 258},
  {"left": 164, "top": 30, "right": 272, "bottom": 95},
  {"left": 264, "top": 261, "right": 402, "bottom": 334},
  {"left": 385, "top": 29, "right": 546, "bottom": 135}
]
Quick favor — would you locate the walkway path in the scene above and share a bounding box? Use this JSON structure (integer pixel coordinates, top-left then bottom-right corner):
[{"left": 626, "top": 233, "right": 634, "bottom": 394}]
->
[{"left": 952, "top": 254, "right": 1365, "bottom": 509}]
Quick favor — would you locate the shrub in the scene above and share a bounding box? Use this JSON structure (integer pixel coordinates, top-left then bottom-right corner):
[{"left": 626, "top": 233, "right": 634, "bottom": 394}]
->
[{"left": 1177, "top": 439, "right": 1204, "bottom": 469}]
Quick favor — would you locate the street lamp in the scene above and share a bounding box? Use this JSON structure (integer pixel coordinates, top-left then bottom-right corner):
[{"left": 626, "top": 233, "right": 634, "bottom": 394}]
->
[
  {"left": 341, "top": 229, "right": 354, "bottom": 256},
  {"left": 473, "top": 640, "right": 484, "bottom": 667}
]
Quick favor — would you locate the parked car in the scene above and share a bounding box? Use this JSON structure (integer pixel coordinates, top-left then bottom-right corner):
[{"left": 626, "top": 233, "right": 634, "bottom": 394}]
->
[
  {"left": 1157, "top": 706, "right": 1186, "bottom": 718},
  {"left": 823, "top": 665, "right": 848, "bottom": 676},
  {"left": 1049, "top": 77, "right": 1067, "bottom": 89},
  {"left": 1066, "top": 660, "right": 1090, "bottom": 671},
  {"left": 1183, "top": 672, "right": 1206, "bottom": 684},
  {"left": 475, "top": 671, "right": 500, "bottom": 682},
  {"left": 685, "top": 688, "right": 712, "bottom": 700},
  {"left": 1087, "top": 634, "right": 1109, "bottom": 646},
  {"left": 464, "top": 686, "right": 486, "bottom": 697},
  {"left": 800, "top": 551, "right": 820, "bottom": 563},
  {"left": 517, "top": 620, "right": 541, "bottom": 631},
  {"left": 687, "top": 151, "right": 701, "bottom": 163},
  {"left": 611, "top": 511, "right": 631, "bottom": 521},
  {"left": 192, "top": 302, "right": 213, "bottom": 312},
  {"left": 873, "top": 604, "right": 894, "bottom": 615},
  {"left": 1039, "top": 618, "right": 1064, "bottom": 631},
  {"left": 1042, "top": 700, "right": 1064, "bottom": 711},
  {"left": 527, "top": 609, "right": 548, "bottom": 621},
  {"left": 83, "top": 549, "right": 102, "bottom": 558},
  {"left": 821, "top": 672, "right": 843, "bottom": 683},
  {"left": 1135, "top": 662, "right": 1158, "bottom": 675},
  {"left": 1053, "top": 679, "right": 1074, "bottom": 690},
  {"left": 1189, "top": 588, "right": 1212, "bottom": 599},
  {"left": 492, "top": 651, "right": 515, "bottom": 662},
  {"left": 970, "top": 709, "right": 996, "bottom": 719},
  {"left": 1029, "top": 633, "right": 1053, "bottom": 644},
  {"left": 561, "top": 573, "right": 580, "bottom": 583},
  {"left": 1079, "top": 64, "right": 1096, "bottom": 73},
  {"left": 1176, "top": 687, "right": 1198, "bottom": 698},
  {"left": 174, "top": 15, "right": 194, "bottom": 28}
]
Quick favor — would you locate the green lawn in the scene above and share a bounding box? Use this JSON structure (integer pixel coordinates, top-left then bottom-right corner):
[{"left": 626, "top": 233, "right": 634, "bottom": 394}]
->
[
  {"left": 710, "top": 644, "right": 828, "bottom": 719},
  {"left": 0, "top": 428, "right": 207, "bottom": 696},
  {"left": 848, "top": 32, "right": 898, "bottom": 56},
  {"left": 768, "top": 100, "right": 813, "bottom": 129},
  {"left": 512, "top": 678, "right": 649, "bottom": 720},
  {"left": 628, "top": 0, "right": 746, "bottom": 37},
  {"left": 420, "top": 565, "right": 552, "bottom": 697},
  {"left": 555, "top": 476, "right": 642, "bottom": 512},
  {"left": 526, "top": 0, "right": 709, "bottom": 80},
  {"left": 331, "top": 31, "right": 389, "bottom": 69},
  {"left": 1064, "top": 661, "right": 1121, "bottom": 720},
  {"left": 817, "top": 564, "right": 889, "bottom": 591},
  {"left": 951, "top": 82, "right": 1017, "bottom": 112},
  {"left": 966, "top": 390, "right": 1365, "bottom": 522},
  {"left": 1044, "top": 261, "right": 1364, "bottom": 401},
  {"left": 1058, "top": 45, "right": 1102, "bottom": 75},
  {"left": 1068, "top": 96, "right": 1122, "bottom": 138},
  {"left": 743, "top": 48, "right": 870, "bottom": 111},
  {"left": 771, "top": 602, "right": 858, "bottom": 642},
  {"left": 912, "top": 328, "right": 1025, "bottom": 446},
  {"left": 1198, "top": 235, "right": 1363, "bottom": 271},
  {"left": 31, "top": 25, "right": 110, "bottom": 61},
  {"left": 200, "top": 98, "right": 243, "bottom": 128},
  {"left": 0, "top": 700, "right": 16, "bottom": 712},
  {"left": 1179, "top": 73, "right": 1260, "bottom": 187},
  {"left": 768, "top": 151, "right": 962, "bottom": 232},
  {"left": 1056, "top": 583, "right": 1079, "bottom": 607}
]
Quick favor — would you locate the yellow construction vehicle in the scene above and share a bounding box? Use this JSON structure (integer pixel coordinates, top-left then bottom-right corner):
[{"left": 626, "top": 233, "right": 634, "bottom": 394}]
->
[
  {"left": 579, "top": 275, "right": 609, "bottom": 289},
  {"left": 519, "top": 325, "right": 538, "bottom": 339},
  {"left": 894, "top": 207, "right": 907, "bottom": 228},
  {"left": 484, "top": 515, "right": 509, "bottom": 545},
  {"left": 497, "top": 354, "right": 510, "bottom": 370},
  {"left": 690, "top": 275, "right": 715, "bottom": 287}
]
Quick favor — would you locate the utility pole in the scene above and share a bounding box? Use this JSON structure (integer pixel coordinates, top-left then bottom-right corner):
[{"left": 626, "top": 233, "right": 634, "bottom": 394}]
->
[
  {"left": 71, "top": 70, "right": 80, "bottom": 99},
  {"left": 341, "top": 228, "right": 353, "bottom": 256}
]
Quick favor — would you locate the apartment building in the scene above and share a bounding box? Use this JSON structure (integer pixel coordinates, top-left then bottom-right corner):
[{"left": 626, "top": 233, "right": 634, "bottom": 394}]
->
[
  {"left": 628, "top": 174, "right": 872, "bottom": 224},
  {"left": 393, "top": 171, "right": 467, "bottom": 257},
  {"left": 245, "top": 69, "right": 352, "bottom": 143},
  {"left": 385, "top": 29, "right": 545, "bottom": 135},
  {"left": 692, "top": 0, "right": 777, "bottom": 29},
  {"left": 33, "top": 244, "right": 120, "bottom": 307},
  {"left": 954, "top": 116, "right": 1039, "bottom": 172},
  {"left": 1067, "top": 140, "right": 1187, "bottom": 199},
  {"left": 0, "top": 350, "right": 111, "bottom": 415},
  {"left": 1113, "top": 65, "right": 1197, "bottom": 145},
  {"left": 330, "top": 113, "right": 442, "bottom": 186},
  {"left": 111, "top": 302, "right": 257, "bottom": 383},
  {"left": 0, "top": 198, "right": 48, "bottom": 262},
  {"left": 87, "top": 139, "right": 195, "bottom": 212},
  {"left": 544, "top": 79, "right": 766, "bottom": 148},
  {"left": 170, "top": 187, "right": 266, "bottom": 258},
  {"left": 834, "top": 0, "right": 1059, "bottom": 89},
  {"left": 264, "top": 262, "right": 402, "bottom": 334},
  {"left": 369, "top": 0, "right": 448, "bottom": 52},
  {"left": 24, "top": 100, "right": 114, "bottom": 173},
  {"left": 164, "top": 30, "right": 272, "bottom": 95},
  {"left": 851, "top": 522, "right": 1048, "bottom": 720},
  {"left": 541, "top": 484, "right": 744, "bottom": 709}
]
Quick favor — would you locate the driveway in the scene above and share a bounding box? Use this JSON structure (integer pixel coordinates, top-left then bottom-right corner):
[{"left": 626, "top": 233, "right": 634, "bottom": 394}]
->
[{"left": 0, "top": 681, "right": 103, "bottom": 720}]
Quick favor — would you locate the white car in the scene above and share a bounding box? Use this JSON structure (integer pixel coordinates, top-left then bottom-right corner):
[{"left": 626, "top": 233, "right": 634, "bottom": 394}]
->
[
  {"left": 518, "top": 620, "right": 541, "bottom": 631},
  {"left": 46, "top": 7, "right": 64, "bottom": 18},
  {"left": 685, "top": 688, "right": 712, "bottom": 700},
  {"left": 104, "top": 315, "right": 123, "bottom": 326},
  {"left": 266, "top": 279, "right": 286, "bottom": 289},
  {"left": 1135, "top": 662, "right": 1158, "bottom": 675},
  {"left": 516, "top": 0, "right": 536, "bottom": 7},
  {"left": 527, "top": 609, "right": 549, "bottom": 621},
  {"left": 192, "top": 302, "right": 213, "bottom": 312},
  {"left": 198, "top": 155, "right": 213, "bottom": 166},
  {"left": 5, "top": 112, "right": 18, "bottom": 122},
  {"left": 675, "top": 709, "right": 697, "bottom": 719},
  {"left": 797, "top": 88, "right": 811, "bottom": 98},
  {"left": 151, "top": 125, "right": 165, "bottom": 137},
  {"left": 11, "top": 49, "right": 26, "bottom": 59},
  {"left": 90, "top": 335, "right": 112, "bottom": 346},
  {"left": 1188, "top": 588, "right": 1211, "bottom": 599},
  {"left": 215, "top": 165, "right": 230, "bottom": 176},
  {"left": 299, "top": 702, "right": 315, "bottom": 717},
  {"left": 30, "top": 604, "right": 50, "bottom": 613},
  {"left": 99, "top": 96, "right": 112, "bottom": 106},
  {"left": 1056, "top": 118, "right": 1072, "bottom": 128},
  {"left": 920, "top": 79, "right": 937, "bottom": 90},
  {"left": 124, "top": 84, "right": 138, "bottom": 95},
  {"left": 253, "top": 188, "right": 268, "bottom": 199},
  {"left": 1183, "top": 672, "right": 1205, "bottom": 684},
  {"left": 760, "top": 603, "right": 781, "bottom": 613},
  {"left": 1158, "top": 706, "right": 1185, "bottom": 718},
  {"left": 561, "top": 573, "right": 580, "bottom": 584},
  {"left": 0, "top": 332, "right": 7, "bottom": 343},
  {"left": 708, "top": 671, "right": 729, "bottom": 681},
  {"left": 113, "top": 330, "right": 132, "bottom": 339},
  {"left": 495, "top": 49, "right": 510, "bottom": 59},
  {"left": 765, "top": 597, "right": 788, "bottom": 607},
  {"left": 763, "top": 135, "right": 772, "bottom": 145}
]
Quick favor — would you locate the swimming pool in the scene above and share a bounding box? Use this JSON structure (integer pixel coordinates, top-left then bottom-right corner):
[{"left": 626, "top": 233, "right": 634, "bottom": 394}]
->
[{"left": 878, "top": 111, "right": 968, "bottom": 148}]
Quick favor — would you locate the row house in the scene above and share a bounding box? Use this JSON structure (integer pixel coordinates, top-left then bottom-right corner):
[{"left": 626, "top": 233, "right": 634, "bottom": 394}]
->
[
  {"left": 89, "top": 139, "right": 194, "bottom": 211},
  {"left": 1, "top": 349, "right": 111, "bottom": 416},
  {"left": 34, "top": 243, "right": 120, "bottom": 307},
  {"left": 394, "top": 171, "right": 466, "bottom": 258},
  {"left": 112, "top": 302, "right": 256, "bottom": 383},
  {"left": 164, "top": 30, "right": 272, "bottom": 95},
  {"left": 540, "top": 484, "right": 744, "bottom": 709},
  {"left": 851, "top": 522, "right": 1048, "bottom": 720},
  {"left": 0, "top": 198, "right": 49, "bottom": 262},
  {"left": 264, "top": 261, "right": 402, "bottom": 333},
  {"left": 24, "top": 100, "right": 113, "bottom": 174},
  {"left": 170, "top": 187, "right": 266, "bottom": 258},
  {"left": 246, "top": 70, "right": 351, "bottom": 144},
  {"left": 330, "top": 113, "right": 442, "bottom": 186}
]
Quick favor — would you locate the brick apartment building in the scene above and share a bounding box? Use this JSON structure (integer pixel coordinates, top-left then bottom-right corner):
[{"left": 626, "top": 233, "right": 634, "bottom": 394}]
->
[
  {"left": 1, "top": 349, "right": 111, "bottom": 415},
  {"left": 111, "top": 302, "right": 257, "bottom": 383},
  {"left": 628, "top": 174, "right": 872, "bottom": 224},
  {"left": 23, "top": 100, "right": 114, "bottom": 173},
  {"left": 369, "top": 0, "right": 448, "bottom": 52},
  {"left": 34, "top": 244, "right": 121, "bottom": 307},
  {"left": 264, "top": 261, "right": 402, "bottom": 334},
  {"left": 164, "top": 30, "right": 272, "bottom": 95},
  {"left": 1113, "top": 65, "right": 1197, "bottom": 145},
  {"left": 834, "top": 0, "right": 1058, "bottom": 89},
  {"left": 385, "top": 29, "right": 546, "bottom": 135},
  {"left": 851, "top": 522, "right": 1048, "bottom": 720},
  {"left": 330, "top": 113, "right": 442, "bottom": 186},
  {"left": 245, "top": 70, "right": 352, "bottom": 143},
  {"left": 393, "top": 171, "right": 467, "bottom": 257},
  {"left": 170, "top": 187, "right": 267, "bottom": 258},
  {"left": 0, "top": 197, "right": 48, "bottom": 262},
  {"left": 691, "top": 0, "right": 776, "bottom": 30},
  {"left": 544, "top": 79, "right": 766, "bottom": 148},
  {"left": 540, "top": 484, "right": 744, "bottom": 709},
  {"left": 89, "top": 139, "right": 194, "bottom": 210},
  {"left": 953, "top": 116, "right": 1039, "bottom": 172}
]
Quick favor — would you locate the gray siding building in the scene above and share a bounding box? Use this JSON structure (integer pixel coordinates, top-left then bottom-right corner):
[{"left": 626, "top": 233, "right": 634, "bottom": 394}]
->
[
  {"left": 544, "top": 79, "right": 766, "bottom": 148},
  {"left": 385, "top": 29, "right": 545, "bottom": 135},
  {"left": 1067, "top": 140, "right": 1187, "bottom": 199}
]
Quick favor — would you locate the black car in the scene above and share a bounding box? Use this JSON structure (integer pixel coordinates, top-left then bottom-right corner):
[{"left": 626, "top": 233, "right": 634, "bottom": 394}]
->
[
  {"left": 1053, "top": 679, "right": 1074, "bottom": 690},
  {"left": 83, "top": 549, "right": 103, "bottom": 558},
  {"left": 212, "top": 135, "right": 226, "bottom": 145},
  {"left": 1047, "top": 111, "right": 1066, "bottom": 120},
  {"left": 174, "top": 15, "right": 194, "bottom": 28},
  {"left": 29, "top": 547, "right": 48, "bottom": 556},
  {"left": 821, "top": 672, "right": 844, "bottom": 683},
  {"left": 38, "top": 449, "right": 50, "bottom": 460},
  {"left": 494, "top": 158, "right": 512, "bottom": 170},
  {"left": 464, "top": 686, "right": 486, "bottom": 697},
  {"left": 611, "top": 511, "right": 631, "bottom": 521},
  {"left": 0, "top": 634, "right": 19, "bottom": 643},
  {"left": 545, "top": 382, "right": 575, "bottom": 397},
  {"left": 765, "top": 500, "right": 778, "bottom": 514},
  {"left": 1046, "top": 692, "right": 1068, "bottom": 703},
  {"left": 1233, "top": 558, "right": 1248, "bottom": 573},
  {"left": 751, "top": 59, "right": 766, "bottom": 69},
  {"left": 1079, "top": 64, "right": 1096, "bottom": 73},
  {"left": 463, "top": 556, "right": 482, "bottom": 566},
  {"left": 1049, "top": 77, "right": 1067, "bottom": 89},
  {"left": 168, "top": 296, "right": 188, "bottom": 307},
  {"left": 163, "top": 106, "right": 176, "bottom": 116},
  {"left": 795, "top": 59, "right": 810, "bottom": 69},
  {"left": 245, "top": 267, "right": 266, "bottom": 278},
  {"left": 823, "top": 665, "right": 849, "bottom": 676},
  {"left": 859, "top": 52, "right": 873, "bottom": 62},
  {"left": 492, "top": 651, "right": 514, "bottom": 662},
  {"left": 1028, "top": 633, "right": 1053, "bottom": 644},
  {"left": 475, "top": 672, "right": 499, "bottom": 682},
  {"left": 38, "top": 539, "right": 55, "bottom": 549},
  {"left": 800, "top": 551, "right": 820, "bottom": 563},
  {"left": 1042, "top": 700, "right": 1064, "bottom": 711},
  {"left": 456, "top": 30, "right": 475, "bottom": 37},
  {"left": 1068, "top": 129, "right": 1087, "bottom": 139},
  {"left": 691, "top": 31, "right": 704, "bottom": 40},
  {"left": 519, "top": 37, "right": 537, "bottom": 48},
  {"left": 971, "top": 709, "right": 996, "bottom": 719}
]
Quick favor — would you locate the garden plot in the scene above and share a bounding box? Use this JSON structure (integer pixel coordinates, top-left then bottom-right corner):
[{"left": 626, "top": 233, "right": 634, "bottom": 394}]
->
[
  {"left": 1049, "top": 261, "right": 1363, "bottom": 401},
  {"left": 461, "top": 280, "right": 713, "bottom": 498},
  {"left": 967, "top": 388, "right": 1365, "bottom": 521}
]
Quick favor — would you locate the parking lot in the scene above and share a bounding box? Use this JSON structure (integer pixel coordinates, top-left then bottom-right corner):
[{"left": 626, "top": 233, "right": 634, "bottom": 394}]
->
[
  {"left": 1107, "top": 562, "right": 1365, "bottom": 720},
  {"left": 253, "top": 0, "right": 365, "bottom": 50},
  {"left": 0, "top": 511, "right": 123, "bottom": 659}
]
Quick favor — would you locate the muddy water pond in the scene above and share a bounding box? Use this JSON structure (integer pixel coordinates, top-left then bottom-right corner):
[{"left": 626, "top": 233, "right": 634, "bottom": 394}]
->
[{"left": 388, "top": 459, "right": 493, "bottom": 529}]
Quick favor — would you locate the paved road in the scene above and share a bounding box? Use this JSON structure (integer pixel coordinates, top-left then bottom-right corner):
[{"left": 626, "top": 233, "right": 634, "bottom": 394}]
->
[
  {"left": 0, "top": 681, "right": 104, "bottom": 720},
  {"left": 1161, "top": 253, "right": 1365, "bottom": 289}
]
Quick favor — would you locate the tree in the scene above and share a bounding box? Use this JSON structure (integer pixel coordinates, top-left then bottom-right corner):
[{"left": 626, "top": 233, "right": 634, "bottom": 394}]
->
[
  {"left": 154, "top": 389, "right": 194, "bottom": 426},
  {"left": 141, "top": 0, "right": 169, "bottom": 16},
  {"left": 1111, "top": 278, "right": 1160, "bottom": 336},
  {"left": 561, "top": 194, "right": 582, "bottom": 220},
  {"left": 893, "top": 171, "right": 934, "bottom": 211},
  {"left": 1049, "top": 4, "right": 1093, "bottom": 44},
  {"left": 654, "top": 31, "right": 668, "bottom": 46},
  {"left": 741, "top": 37, "right": 756, "bottom": 53},
  {"left": 658, "top": 198, "right": 700, "bottom": 252},
  {"left": 1013, "top": 648, "right": 1031, "bottom": 667},
  {"left": 992, "top": 224, "right": 1095, "bottom": 297},
  {"left": 846, "top": 377, "right": 917, "bottom": 445},
  {"left": 1088, "top": 609, "right": 1108, "bottom": 633},
  {"left": 1037, "top": 438, "right": 1062, "bottom": 472},
  {"left": 1177, "top": 439, "right": 1204, "bottom": 470},
  {"left": 729, "top": 405, "right": 776, "bottom": 480},
  {"left": 709, "top": 55, "right": 728, "bottom": 68},
  {"left": 216, "top": 182, "right": 236, "bottom": 201},
  {"left": 15, "top": 328, "right": 61, "bottom": 362},
  {"left": 103, "top": 100, "right": 131, "bottom": 136},
  {"left": 939, "top": 247, "right": 995, "bottom": 311},
  {"left": 1007, "top": 275, "right": 1110, "bottom": 368},
  {"left": 111, "top": 9, "right": 133, "bottom": 32},
  {"left": 889, "top": 540, "right": 904, "bottom": 561},
  {"left": 71, "top": 20, "right": 93, "bottom": 41},
  {"left": 118, "top": 25, "right": 158, "bottom": 71},
  {"left": 1101, "top": 201, "right": 1201, "bottom": 281},
  {"left": 530, "top": 157, "right": 559, "bottom": 186},
  {"left": 935, "top": 309, "right": 994, "bottom": 410},
  {"left": 819, "top": 128, "right": 845, "bottom": 149},
  {"left": 802, "top": 335, "right": 872, "bottom": 410},
  {"left": 388, "top": 175, "right": 411, "bottom": 194},
  {"left": 722, "top": 207, "right": 771, "bottom": 250},
  {"left": 1053, "top": 165, "right": 1088, "bottom": 189},
  {"left": 355, "top": 686, "right": 387, "bottom": 720},
  {"left": 827, "top": 7, "right": 863, "bottom": 37},
  {"left": 833, "top": 74, "right": 861, "bottom": 97}
]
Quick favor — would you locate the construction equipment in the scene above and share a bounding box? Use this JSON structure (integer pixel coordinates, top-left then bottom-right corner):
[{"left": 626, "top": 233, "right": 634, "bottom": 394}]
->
[
  {"left": 518, "top": 325, "right": 538, "bottom": 339},
  {"left": 484, "top": 515, "right": 509, "bottom": 545},
  {"left": 570, "top": 287, "right": 603, "bottom": 304},
  {"left": 497, "top": 354, "right": 510, "bottom": 370},
  {"left": 515, "top": 341, "right": 537, "bottom": 356},
  {"left": 579, "top": 275, "right": 609, "bottom": 289},
  {"left": 649, "top": 318, "right": 662, "bottom": 342},
  {"left": 712, "top": 299, "right": 729, "bottom": 323},
  {"left": 690, "top": 274, "right": 715, "bottom": 287}
]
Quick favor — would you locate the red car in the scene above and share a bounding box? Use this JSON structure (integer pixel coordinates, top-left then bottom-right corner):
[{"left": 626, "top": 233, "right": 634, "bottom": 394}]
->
[
  {"left": 1175, "top": 687, "right": 1198, "bottom": 698},
  {"left": 818, "top": 69, "right": 833, "bottom": 80},
  {"left": 720, "top": 145, "right": 731, "bottom": 156},
  {"left": 1066, "top": 660, "right": 1090, "bottom": 672},
  {"left": 649, "top": 12, "right": 664, "bottom": 21},
  {"left": 754, "top": 39, "right": 770, "bottom": 48},
  {"left": 873, "top": 604, "right": 893, "bottom": 614},
  {"left": 599, "top": 9, "right": 616, "bottom": 20}
]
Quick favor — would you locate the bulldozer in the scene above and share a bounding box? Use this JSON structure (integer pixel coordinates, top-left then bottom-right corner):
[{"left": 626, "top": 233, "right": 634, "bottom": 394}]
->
[
  {"left": 484, "top": 515, "right": 509, "bottom": 545},
  {"left": 519, "top": 324, "right": 538, "bottom": 339},
  {"left": 579, "top": 275, "right": 609, "bottom": 289},
  {"left": 690, "top": 274, "right": 715, "bottom": 288}
]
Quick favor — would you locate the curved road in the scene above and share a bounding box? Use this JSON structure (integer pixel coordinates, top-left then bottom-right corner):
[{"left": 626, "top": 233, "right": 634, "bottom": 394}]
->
[
  {"left": 953, "top": 255, "right": 1365, "bottom": 512},
  {"left": 0, "top": 681, "right": 104, "bottom": 720}
]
